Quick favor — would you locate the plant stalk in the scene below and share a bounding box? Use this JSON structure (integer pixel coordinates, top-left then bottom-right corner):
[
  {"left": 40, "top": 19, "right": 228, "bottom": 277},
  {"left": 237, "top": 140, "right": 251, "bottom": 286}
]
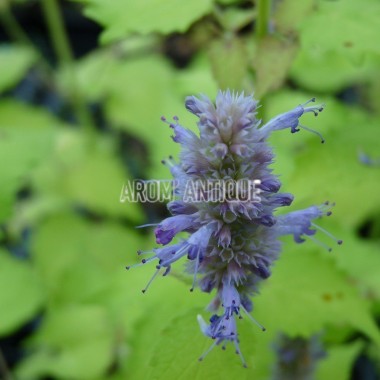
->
[
  {"left": 41, "top": 0, "right": 96, "bottom": 148},
  {"left": 255, "top": 0, "right": 272, "bottom": 121},
  {"left": 0, "top": 347, "right": 13, "bottom": 380},
  {"left": 256, "top": 0, "right": 271, "bottom": 40},
  {"left": 0, "top": 2, "right": 30, "bottom": 45}
]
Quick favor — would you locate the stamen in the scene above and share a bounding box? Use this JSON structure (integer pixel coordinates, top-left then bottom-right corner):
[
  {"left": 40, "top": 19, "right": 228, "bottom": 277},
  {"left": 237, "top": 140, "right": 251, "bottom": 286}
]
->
[
  {"left": 126, "top": 254, "right": 159, "bottom": 270},
  {"left": 142, "top": 267, "right": 161, "bottom": 293},
  {"left": 319, "top": 201, "right": 335, "bottom": 215},
  {"left": 136, "top": 223, "right": 159, "bottom": 229},
  {"left": 240, "top": 305, "right": 266, "bottom": 331},
  {"left": 161, "top": 116, "right": 176, "bottom": 126},
  {"left": 304, "top": 103, "right": 325, "bottom": 116},
  {"left": 137, "top": 249, "right": 154, "bottom": 256},
  {"left": 141, "top": 257, "right": 157, "bottom": 264},
  {"left": 311, "top": 223, "right": 343, "bottom": 245},
  {"left": 159, "top": 244, "right": 189, "bottom": 267},
  {"left": 162, "top": 115, "right": 180, "bottom": 137},
  {"left": 299, "top": 124, "right": 325, "bottom": 143},
  {"left": 306, "top": 235, "right": 332, "bottom": 252},
  {"left": 190, "top": 249, "right": 201, "bottom": 292},
  {"left": 301, "top": 98, "right": 316, "bottom": 106},
  {"left": 161, "top": 157, "right": 176, "bottom": 168},
  {"left": 233, "top": 340, "right": 247, "bottom": 368},
  {"left": 198, "top": 341, "right": 218, "bottom": 362}
]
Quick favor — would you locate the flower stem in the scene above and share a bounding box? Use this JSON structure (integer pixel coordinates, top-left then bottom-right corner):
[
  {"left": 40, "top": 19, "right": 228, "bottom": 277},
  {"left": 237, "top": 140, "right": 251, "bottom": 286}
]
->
[
  {"left": 0, "top": 2, "right": 30, "bottom": 45},
  {"left": 41, "top": 0, "right": 96, "bottom": 148},
  {"left": 0, "top": 347, "right": 13, "bottom": 380},
  {"left": 256, "top": 0, "right": 271, "bottom": 40},
  {"left": 255, "top": 0, "right": 272, "bottom": 121},
  {"left": 0, "top": 2, "right": 53, "bottom": 73}
]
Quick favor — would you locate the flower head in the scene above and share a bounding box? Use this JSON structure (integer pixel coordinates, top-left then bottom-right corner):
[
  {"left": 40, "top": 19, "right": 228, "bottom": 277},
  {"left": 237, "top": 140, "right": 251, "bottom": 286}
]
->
[
  {"left": 358, "top": 151, "right": 380, "bottom": 167},
  {"left": 127, "top": 91, "right": 341, "bottom": 366},
  {"left": 272, "top": 334, "right": 326, "bottom": 380}
]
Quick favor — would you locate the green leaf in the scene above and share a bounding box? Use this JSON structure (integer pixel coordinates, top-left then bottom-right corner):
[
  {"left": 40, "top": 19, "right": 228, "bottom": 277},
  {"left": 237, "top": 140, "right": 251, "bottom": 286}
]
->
[
  {"left": 254, "top": 247, "right": 380, "bottom": 345},
  {"left": 0, "top": 101, "right": 59, "bottom": 222},
  {"left": 273, "top": 0, "right": 315, "bottom": 35},
  {"left": 290, "top": 48, "right": 379, "bottom": 93},
  {"left": 209, "top": 35, "right": 248, "bottom": 91},
  {"left": 322, "top": 223, "right": 380, "bottom": 300},
  {"left": 101, "top": 55, "right": 216, "bottom": 179},
  {"left": 174, "top": 55, "right": 219, "bottom": 97},
  {"left": 299, "top": 0, "right": 380, "bottom": 62},
  {"left": 32, "top": 213, "right": 145, "bottom": 305},
  {"left": 80, "top": 0, "right": 213, "bottom": 43},
  {"left": 71, "top": 37, "right": 159, "bottom": 101},
  {"left": 0, "top": 249, "right": 44, "bottom": 336},
  {"left": 253, "top": 36, "right": 298, "bottom": 98},
  {"left": 68, "top": 48, "right": 119, "bottom": 101},
  {"left": 104, "top": 56, "right": 180, "bottom": 140},
  {"left": 29, "top": 128, "right": 142, "bottom": 220},
  {"left": 60, "top": 146, "right": 142, "bottom": 219},
  {"left": 0, "top": 45, "right": 37, "bottom": 93},
  {"left": 282, "top": 0, "right": 380, "bottom": 92},
  {"left": 72, "top": 52, "right": 217, "bottom": 180},
  {"left": 15, "top": 305, "right": 114, "bottom": 380},
  {"left": 216, "top": 8, "right": 256, "bottom": 33},
  {"left": 366, "top": 76, "right": 380, "bottom": 114},
  {"left": 316, "top": 341, "right": 364, "bottom": 380},
  {"left": 104, "top": 55, "right": 180, "bottom": 179}
]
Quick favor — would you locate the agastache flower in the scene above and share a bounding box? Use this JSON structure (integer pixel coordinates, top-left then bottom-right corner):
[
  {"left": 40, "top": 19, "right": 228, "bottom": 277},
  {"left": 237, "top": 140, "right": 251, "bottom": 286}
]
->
[
  {"left": 126, "top": 91, "right": 341, "bottom": 366},
  {"left": 272, "top": 333, "right": 326, "bottom": 380},
  {"left": 358, "top": 150, "right": 380, "bottom": 167}
]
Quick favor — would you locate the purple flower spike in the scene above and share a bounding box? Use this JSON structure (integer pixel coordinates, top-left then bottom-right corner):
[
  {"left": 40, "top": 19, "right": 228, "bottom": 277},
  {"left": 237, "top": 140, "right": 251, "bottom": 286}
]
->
[{"left": 127, "top": 90, "right": 339, "bottom": 366}]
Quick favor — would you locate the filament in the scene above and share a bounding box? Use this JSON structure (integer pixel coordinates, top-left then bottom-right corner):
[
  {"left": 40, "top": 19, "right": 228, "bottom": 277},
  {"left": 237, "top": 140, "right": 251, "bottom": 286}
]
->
[
  {"left": 240, "top": 305, "right": 266, "bottom": 331},
  {"left": 142, "top": 267, "right": 161, "bottom": 293},
  {"left": 299, "top": 124, "right": 325, "bottom": 143},
  {"left": 311, "top": 223, "right": 343, "bottom": 245},
  {"left": 307, "top": 235, "right": 332, "bottom": 252}
]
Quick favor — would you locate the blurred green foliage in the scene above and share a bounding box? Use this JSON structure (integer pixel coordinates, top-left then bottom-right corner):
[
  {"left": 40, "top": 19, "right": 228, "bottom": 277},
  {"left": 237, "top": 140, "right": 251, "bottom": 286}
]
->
[{"left": 0, "top": 0, "right": 380, "bottom": 379}]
